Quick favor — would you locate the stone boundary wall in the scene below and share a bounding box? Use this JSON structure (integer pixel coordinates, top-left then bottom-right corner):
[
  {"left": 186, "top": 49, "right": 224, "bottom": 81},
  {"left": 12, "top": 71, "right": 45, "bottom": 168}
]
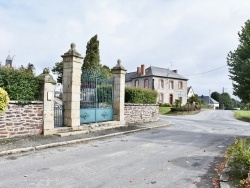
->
[
  {"left": 0, "top": 101, "right": 43, "bottom": 139},
  {"left": 124, "top": 103, "right": 159, "bottom": 124}
]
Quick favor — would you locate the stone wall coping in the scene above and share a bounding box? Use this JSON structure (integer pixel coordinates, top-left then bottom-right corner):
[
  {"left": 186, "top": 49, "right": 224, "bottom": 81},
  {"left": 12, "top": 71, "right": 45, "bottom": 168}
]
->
[
  {"left": 9, "top": 101, "right": 43, "bottom": 104},
  {"left": 125, "top": 103, "right": 159, "bottom": 106}
]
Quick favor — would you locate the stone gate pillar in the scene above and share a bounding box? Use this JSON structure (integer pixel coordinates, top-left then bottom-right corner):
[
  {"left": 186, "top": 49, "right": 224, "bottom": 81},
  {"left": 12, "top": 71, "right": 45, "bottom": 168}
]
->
[
  {"left": 61, "top": 43, "right": 83, "bottom": 129},
  {"left": 111, "top": 59, "right": 126, "bottom": 122},
  {"left": 38, "top": 68, "right": 56, "bottom": 135}
]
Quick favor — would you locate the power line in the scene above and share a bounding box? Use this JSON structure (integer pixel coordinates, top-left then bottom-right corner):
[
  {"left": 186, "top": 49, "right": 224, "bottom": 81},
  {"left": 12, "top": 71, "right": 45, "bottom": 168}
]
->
[{"left": 184, "top": 65, "right": 228, "bottom": 76}]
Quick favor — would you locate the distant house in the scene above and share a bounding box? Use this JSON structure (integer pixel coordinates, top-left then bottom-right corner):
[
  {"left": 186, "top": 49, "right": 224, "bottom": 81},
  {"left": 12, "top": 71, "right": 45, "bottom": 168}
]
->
[
  {"left": 125, "top": 64, "right": 188, "bottom": 105},
  {"left": 199, "top": 95, "right": 219, "bottom": 109},
  {"left": 187, "top": 86, "right": 195, "bottom": 99}
]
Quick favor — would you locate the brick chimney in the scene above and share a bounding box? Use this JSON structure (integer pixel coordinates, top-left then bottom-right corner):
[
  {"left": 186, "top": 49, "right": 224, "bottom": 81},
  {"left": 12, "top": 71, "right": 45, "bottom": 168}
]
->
[
  {"left": 141, "top": 64, "right": 146, "bottom": 76},
  {"left": 137, "top": 67, "right": 141, "bottom": 74},
  {"left": 172, "top": 70, "right": 178, "bottom": 74}
]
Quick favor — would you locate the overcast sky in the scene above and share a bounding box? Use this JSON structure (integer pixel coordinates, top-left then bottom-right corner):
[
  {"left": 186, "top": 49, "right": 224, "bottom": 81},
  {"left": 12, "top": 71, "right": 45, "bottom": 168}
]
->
[{"left": 1, "top": 0, "right": 250, "bottom": 98}]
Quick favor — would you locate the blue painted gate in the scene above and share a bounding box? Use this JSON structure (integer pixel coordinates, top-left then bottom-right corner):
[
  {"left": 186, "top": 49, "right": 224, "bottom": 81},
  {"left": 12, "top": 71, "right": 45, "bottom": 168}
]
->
[{"left": 80, "top": 70, "right": 114, "bottom": 124}]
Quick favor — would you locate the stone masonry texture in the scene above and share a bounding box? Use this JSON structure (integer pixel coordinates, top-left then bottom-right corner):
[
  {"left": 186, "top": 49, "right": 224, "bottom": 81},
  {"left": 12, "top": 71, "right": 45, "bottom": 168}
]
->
[
  {"left": 0, "top": 101, "right": 43, "bottom": 138},
  {"left": 124, "top": 104, "right": 159, "bottom": 124}
]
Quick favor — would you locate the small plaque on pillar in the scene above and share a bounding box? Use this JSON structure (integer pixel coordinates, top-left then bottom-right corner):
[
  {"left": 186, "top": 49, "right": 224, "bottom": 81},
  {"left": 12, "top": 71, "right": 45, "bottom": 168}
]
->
[{"left": 47, "top": 92, "right": 53, "bottom": 101}]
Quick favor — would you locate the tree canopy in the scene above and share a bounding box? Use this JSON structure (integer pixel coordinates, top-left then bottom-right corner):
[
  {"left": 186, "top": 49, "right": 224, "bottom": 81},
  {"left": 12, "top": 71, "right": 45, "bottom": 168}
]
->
[
  {"left": 211, "top": 91, "right": 220, "bottom": 102},
  {"left": 227, "top": 19, "right": 250, "bottom": 103},
  {"left": 52, "top": 61, "right": 63, "bottom": 83}
]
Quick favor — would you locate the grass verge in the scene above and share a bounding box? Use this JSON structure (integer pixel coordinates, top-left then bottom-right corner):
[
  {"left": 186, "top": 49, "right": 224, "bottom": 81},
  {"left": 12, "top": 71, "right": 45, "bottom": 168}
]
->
[{"left": 234, "top": 110, "right": 250, "bottom": 122}]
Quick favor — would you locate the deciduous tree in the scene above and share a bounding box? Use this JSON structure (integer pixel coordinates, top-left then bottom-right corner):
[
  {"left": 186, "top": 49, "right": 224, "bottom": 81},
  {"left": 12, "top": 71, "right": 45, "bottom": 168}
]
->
[{"left": 227, "top": 19, "right": 250, "bottom": 103}]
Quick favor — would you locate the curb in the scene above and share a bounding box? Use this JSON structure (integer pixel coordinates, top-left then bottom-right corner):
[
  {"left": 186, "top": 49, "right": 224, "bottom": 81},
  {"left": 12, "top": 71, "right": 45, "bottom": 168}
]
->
[{"left": 0, "top": 123, "right": 171, "bottom": 157}]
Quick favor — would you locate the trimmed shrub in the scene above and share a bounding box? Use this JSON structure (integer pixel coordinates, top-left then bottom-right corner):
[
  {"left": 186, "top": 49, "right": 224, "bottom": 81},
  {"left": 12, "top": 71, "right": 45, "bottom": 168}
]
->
[
  {"left": 0, "top": 87, "right": 9, "bottom": 114},
  {"left": 0, "top": 67, "right": 40, "bottom": 101},
  {"left": 125, "top": 87, "right": 157, "bottom": 104},
  {"left": 159, "top": 103, "right": 172, "bottom": 107}
]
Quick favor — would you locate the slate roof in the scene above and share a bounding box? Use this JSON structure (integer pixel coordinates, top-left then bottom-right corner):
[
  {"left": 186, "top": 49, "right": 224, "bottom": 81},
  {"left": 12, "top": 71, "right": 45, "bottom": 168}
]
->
[
  {"left": 125, "top": 66, "right": 188, "bottom": 82},
  {"left": 199, "top": 96, "right": 219, "bottom": 104}
]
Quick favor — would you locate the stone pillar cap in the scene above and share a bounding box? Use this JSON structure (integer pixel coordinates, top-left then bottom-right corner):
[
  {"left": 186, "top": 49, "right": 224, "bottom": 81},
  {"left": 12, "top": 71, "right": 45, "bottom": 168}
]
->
[
  {"left": 38, "top": 68, "right": 56, "bottom": 84},
  {"left": 112, "top": 59, "right": 126, "bottom": 71},
  {"left": 61, "top": 43, "right": 83, "bottom": 58}
]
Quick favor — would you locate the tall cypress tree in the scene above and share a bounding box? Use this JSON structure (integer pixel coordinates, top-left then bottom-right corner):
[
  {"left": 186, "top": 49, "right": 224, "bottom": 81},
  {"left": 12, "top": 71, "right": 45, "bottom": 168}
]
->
[{"left": 82, "top": 34, "right": 101, "bottom": 71}]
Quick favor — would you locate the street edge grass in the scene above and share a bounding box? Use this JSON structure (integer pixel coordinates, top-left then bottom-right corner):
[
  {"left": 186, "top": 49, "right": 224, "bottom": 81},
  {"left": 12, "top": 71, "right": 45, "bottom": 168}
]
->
[
  {"left": 223, "top": 110, "right": 250, "bottom": 187},
  {"left": 234, "top": 110, "right": 250, "bottom": 122},
  {"left": 159, "top": 107, "right": 200, "bottom": 116}
]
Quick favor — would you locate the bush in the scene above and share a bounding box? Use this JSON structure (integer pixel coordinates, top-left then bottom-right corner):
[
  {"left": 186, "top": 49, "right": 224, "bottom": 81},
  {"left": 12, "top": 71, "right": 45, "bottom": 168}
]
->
[
  {"left": 159, "top": 103, "right": 172, "bottom": 107},
  {"left": 0, "top": 67, "right": 40, "bottom": 101},
  {"left": 170, "top": 104, "right": 200, "bottom": 112},
  {"left": 125, "top": 87, "right": 157, "bottom": 104},
  {"left": 0, "top": 87, "right": 9, "bottom": 114},
  {"left": 226, "top": 139, "right": 250, "bottom": 178}
]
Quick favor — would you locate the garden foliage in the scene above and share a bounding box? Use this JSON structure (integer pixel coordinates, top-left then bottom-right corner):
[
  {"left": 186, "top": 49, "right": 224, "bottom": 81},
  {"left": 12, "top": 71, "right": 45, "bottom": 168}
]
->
[
  {"left": 125, "top": 87, "right": 157, "bottom": 104},
  {"left": 226, "top": 138, "right": 250, "bottom": 186},
  {"left": 0, "top": 67, "right": 40, "bottom": 101},
  {"left": 0, "top": 87, "right": 9, "bottom": 114}
]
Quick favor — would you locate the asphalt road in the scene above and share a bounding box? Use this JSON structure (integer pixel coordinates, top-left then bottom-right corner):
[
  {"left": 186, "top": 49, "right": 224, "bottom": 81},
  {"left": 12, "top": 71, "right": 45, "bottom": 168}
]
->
[{"left": 0, "top": 110, "right": 249, "bottom": 188}]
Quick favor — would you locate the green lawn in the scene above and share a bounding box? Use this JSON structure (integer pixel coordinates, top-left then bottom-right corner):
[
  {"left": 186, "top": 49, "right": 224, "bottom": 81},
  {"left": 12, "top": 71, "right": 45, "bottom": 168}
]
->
[
  {"left": 159, "top": 107, "right": 172, "bottom": 115},
  {"left": 234, "top": 110, "right": 250, "bottom": 122}
]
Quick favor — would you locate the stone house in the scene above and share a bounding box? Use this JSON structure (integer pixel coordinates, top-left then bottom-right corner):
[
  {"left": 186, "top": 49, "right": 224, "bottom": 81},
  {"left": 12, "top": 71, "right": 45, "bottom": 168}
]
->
[{"left": 125, "top": 64, "right": 188, "bottom": 105}]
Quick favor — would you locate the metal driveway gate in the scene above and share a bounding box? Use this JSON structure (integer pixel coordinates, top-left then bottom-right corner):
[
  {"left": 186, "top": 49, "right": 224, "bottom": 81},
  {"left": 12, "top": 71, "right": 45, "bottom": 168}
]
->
[
  {"left": 80, "top": 70, "right": 114, "bottom": 124},
  {"left": 54, "top": 102, "right": 64, "bottom": 127}
]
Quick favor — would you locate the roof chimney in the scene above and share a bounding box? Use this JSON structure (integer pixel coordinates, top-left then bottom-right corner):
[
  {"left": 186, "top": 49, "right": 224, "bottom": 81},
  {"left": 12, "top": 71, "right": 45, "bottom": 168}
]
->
[
  {"left": 141, "top": 64, "right": 146, "bottom": 76},
  {"left": 137, "top": 67, "right": 141, "bottom": 74},
  {"left": 172, "top": 70, "right": 178, "bottom": 74}
]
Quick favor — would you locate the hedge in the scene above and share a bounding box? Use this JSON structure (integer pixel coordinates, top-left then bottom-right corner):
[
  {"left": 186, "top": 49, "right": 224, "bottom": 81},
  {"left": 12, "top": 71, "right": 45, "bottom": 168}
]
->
[
  {"left": 125, "top": 87, "right": 157, "bottom": 104},
  {"left": 0, "top": 67, "right": 40, "bottom": 101}
]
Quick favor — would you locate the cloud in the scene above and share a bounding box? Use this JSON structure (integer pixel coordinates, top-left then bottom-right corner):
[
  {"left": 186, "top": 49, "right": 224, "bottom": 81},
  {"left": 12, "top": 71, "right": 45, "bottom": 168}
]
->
[{"left": 0, "top": 0, "right": 250, "bottom": 97}]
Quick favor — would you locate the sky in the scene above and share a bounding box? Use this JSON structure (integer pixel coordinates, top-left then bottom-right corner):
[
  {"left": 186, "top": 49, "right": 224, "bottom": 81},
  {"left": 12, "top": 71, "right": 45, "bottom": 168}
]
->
[{"left": 1, "top": 0, "right": 250, "bottom": 98}]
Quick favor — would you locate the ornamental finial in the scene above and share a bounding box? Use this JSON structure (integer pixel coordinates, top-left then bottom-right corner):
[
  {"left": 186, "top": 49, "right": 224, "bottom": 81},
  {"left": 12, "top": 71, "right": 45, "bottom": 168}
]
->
[{"left": 70, "top": 43, "right": 76, "bottom": 51}]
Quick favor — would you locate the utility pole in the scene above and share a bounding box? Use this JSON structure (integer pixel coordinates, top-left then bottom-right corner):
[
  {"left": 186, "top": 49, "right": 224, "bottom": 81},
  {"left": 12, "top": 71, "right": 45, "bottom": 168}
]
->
[{"left": 209, "top": 89, "right": 211, "bottom": 107}]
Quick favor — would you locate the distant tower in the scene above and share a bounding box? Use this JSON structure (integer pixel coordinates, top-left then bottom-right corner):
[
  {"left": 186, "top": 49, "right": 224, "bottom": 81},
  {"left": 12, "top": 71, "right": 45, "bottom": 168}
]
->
[{"left": 5, "top": 53, "right": 14, "bottom": 67}]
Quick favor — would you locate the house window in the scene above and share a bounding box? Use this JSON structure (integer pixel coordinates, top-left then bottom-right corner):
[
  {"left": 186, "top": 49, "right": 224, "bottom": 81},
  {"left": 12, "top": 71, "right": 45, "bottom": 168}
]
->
[
  {"left": 144, "top": 79, "right": 149, "bottom": 88},
  {"left": 169, "top": 80, "right": 174, "bottom": 89},
  {"left": 159, "top": 79, "right": 164, "bottom": 89},
  {"left": 135, "top": 80, "right": 139, "bottom": 88},
  {"left": 178, "top": 81, "right": 183, "bottom": 90},
  {"left": 159, "top": 93, "right": 164, "bottom": 103}
]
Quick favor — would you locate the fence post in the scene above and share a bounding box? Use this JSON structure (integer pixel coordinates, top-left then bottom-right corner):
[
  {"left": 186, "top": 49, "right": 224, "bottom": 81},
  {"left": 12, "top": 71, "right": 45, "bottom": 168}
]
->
[
  {"left": 61, "top": 43, "right": 83, "bottom": 129},
  {"left": 38, "top": 68, "right": 56, "bottom": 135},
  {"left": 111, "top": 59, "right": 126, "bottom": 123}
]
